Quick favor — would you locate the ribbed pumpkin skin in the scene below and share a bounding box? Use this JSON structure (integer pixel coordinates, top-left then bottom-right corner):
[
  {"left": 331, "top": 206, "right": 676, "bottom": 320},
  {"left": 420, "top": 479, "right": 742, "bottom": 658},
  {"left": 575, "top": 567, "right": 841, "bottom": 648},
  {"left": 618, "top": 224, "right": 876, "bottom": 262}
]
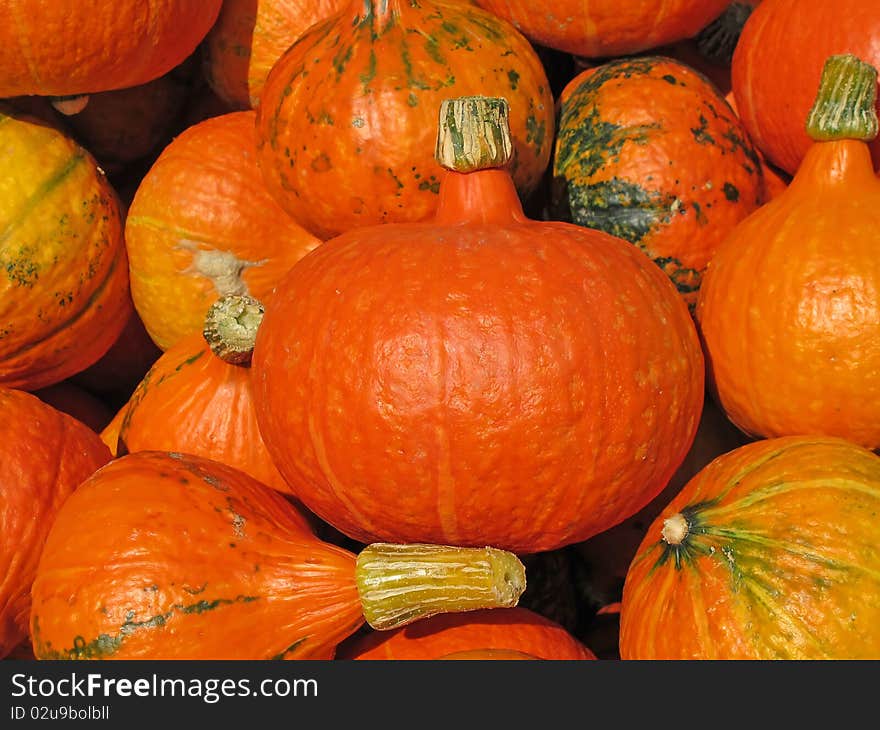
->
[
  {"left": 105, "top": 330, "right": 291, "bottom": 495},
  {"left": 0, "top": 388, "right": 111, "bottom": 657},
  {"left": 732, "top": 0, "right": 880, "bottom": 174},
  {"left": 0, "top": 106, "right": 132, "bottom": 390},
  {"left": 125, "top": 111, "right": 322, "bottom": 351},
  {"left": 620, "top": 437, "right": 880, "bottom": 660},
  {"left": 256, "top": 0, "right": 554, "bottom": 238},
  {"left": 204, "top": 0, "right": 348, "bottom": 109},
  {"left": 30, "top": 452, "right": 360, "bottom": 660},
  {"left": 473, "top": 0, "right": 729, "bottom": 58},
  {"left": 696, "top": 141, "right": 880, "bottom": 449},
  {"left": 252, "top": 167, "right": 704, "bottom": 554},
  {"left": 338, "top": 608, "right": 595, "bottom": 660},
  {"left": 0, "top": 1, "right": 221, "bottom": 97},
  {"left": 553, "top": 57, "right": 766, "bottom": 310}
]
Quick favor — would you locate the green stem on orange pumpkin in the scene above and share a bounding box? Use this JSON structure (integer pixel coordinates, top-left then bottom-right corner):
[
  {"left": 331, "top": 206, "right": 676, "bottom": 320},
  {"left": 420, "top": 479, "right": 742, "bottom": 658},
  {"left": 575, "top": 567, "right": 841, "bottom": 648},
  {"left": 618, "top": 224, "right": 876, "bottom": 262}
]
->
[
  {"left": 202, "top": 294, "right": 265, "bottom": 365},
  {"left": 695, "top": 2, "right": 754, "bottom": 66},
  {"left": 435, "top": 96, "right": 513, "bottom": 173},
  {"left": 805, "top": 55, "right": 879, "bottom": 143},
  {"left": 355, "top": 543, "right": 526, "bottom": 630}
]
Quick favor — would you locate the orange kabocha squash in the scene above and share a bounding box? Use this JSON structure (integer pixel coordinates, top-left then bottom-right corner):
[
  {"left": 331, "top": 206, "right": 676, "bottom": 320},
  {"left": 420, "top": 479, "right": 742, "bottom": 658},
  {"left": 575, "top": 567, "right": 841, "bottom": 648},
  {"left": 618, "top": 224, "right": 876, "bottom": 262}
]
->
[
  {"left": 204, "top": 0, "right": 348, "bottom": 109},
  {"left": 472, "top": 0, "right": 729, "bottom": 58},
  {"left": 256, "top": 0, "right": 554, "bottom": 238},
  {"left": 620, "top": 436, "right": 880, "bottom": 659},
  {"left": 338, "top": 608, "right": 595, "bottom": 660},
  {"left": 0, "top": 1, "right": 221, "bottom": 98},
  {"left": 102, "top": 296, "right": 290, "bottom": 495},
  {"left": 697, "top": 55, "right": 880, "bottom": 449},
  {"left": 29, "top": 451, "right": 525, "bottom": 659},
  {"left": 125, "top": 110, "right": 322, "bottom": 351},
  {"left": 552, "top": 56, "right": 766, "bottom": 310},
  {"left": 0, "top": 105, "right": 132, "bottom": 390},
  {"left": 0, "top": 388, "right": 111, "bottom": 657},
  {"left": 732, "top": 0, "right": 880, "bottom": 174},
  {"left": 251, "top": 97, "right": 704, "bottom": 554}
]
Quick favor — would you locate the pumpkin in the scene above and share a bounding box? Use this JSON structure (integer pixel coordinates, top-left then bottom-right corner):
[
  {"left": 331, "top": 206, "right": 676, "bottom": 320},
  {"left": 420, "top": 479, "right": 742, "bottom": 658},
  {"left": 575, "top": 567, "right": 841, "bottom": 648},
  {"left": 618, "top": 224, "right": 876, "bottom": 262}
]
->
[
  {"left": 251, "top": 96, "right": 704, "bottom": 554},
  {"left": 732, "top": 0, "right": 880, "bottom": 174},
  {"left": 103, "top": 295, "right": 292, "bottom": 497},
  {"left": 0, "top": 104, "right": 132, "bottom": 390},
  {"left": 0, "top": 1, "right": 222, "bottom": 98},
  {"left": 337, "top": 608, "right": 596, "bottom": 660},
  {"left": 204, "top": 0, "right": 349, "bottom": 109},
  {"left": 255, "top": 0, "right": 554, "bottom": 238},
  {"left": 439, "top": 648, "right": 540, "bottom": 660},
  {"left": 125, "top": 110, "right": 322, "bottom": 351},
  {"left": 619, "top": 436, "right": 880, "bottom": 659},
  {"left": 29, "top": 451, "right": 525, "bottom": 659},
  {"left": 471, "top": 0, "right": 730, "bottom": 58},
  {"left": 0, "top": 387, "right": 111, "bottom": 657},
  {"left": 552, "top": 56, "right": 766, "bottom": 310},
  {"left": 33, "top": 382, "right": 115, "bottom": 434},
  {"left": 696, "top": 55, "right": 880, "bottom": 449}
]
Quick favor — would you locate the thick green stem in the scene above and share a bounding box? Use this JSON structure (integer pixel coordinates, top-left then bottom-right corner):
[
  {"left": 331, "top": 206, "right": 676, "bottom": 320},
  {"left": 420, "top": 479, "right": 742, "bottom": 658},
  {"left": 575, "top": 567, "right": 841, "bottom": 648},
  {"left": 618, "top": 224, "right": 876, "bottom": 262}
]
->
[
  {"left": 355, "top": 543, "right": 526, "bottom": 630},
  {"left": 805, "top": 54, "right": 879, "bottom": 142},
  {"left": 696, "top": 2, "right": 754, "bottom": 66},
  {"left": 202, "top": 294, "right": 264, "bottom": 365},
  {"left": 435, "top": 96, "right": 513, "bottom": 173}
]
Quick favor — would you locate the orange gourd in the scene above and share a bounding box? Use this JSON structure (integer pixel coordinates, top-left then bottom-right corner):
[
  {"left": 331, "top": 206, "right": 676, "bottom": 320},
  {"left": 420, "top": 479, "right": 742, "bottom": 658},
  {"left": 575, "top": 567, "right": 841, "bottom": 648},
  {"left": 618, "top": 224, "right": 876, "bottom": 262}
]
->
[
  {"left": 0, "top": 388, "right": 111, "bottom": 657},
  {"left": 620, "top": 436, "right": 880, "bottom": 659},
  {"left": 125, "top": 111, "right": 322, "bottom": 351},
  {"left": 252, "top": 96, "right": 704, "bottom": 554},
  {"left": 696, "top": 55, "right": 880, "bottom": 449},
  {"left": 0, "top": 1, "right": 221, "bottom": 97},
  {"left": 338, "top": 608, "right": 595, "bottom": 660},
  {"left": 29, "top": 451, "right": 526, "bottom": 659},
  {"left": 255, "top": 0, "right": 554, "bottom": 238}
]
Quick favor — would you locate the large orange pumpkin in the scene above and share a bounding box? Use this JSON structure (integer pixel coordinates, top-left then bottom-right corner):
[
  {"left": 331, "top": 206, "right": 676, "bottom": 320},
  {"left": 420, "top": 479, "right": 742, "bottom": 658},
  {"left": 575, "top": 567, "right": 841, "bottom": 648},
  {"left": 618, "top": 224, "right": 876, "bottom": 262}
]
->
[
  {"left": 620, "top": 436, "right": 880, "bottom": 659},
  {"left": 252, "top": 96, "right": 704, "bottom": 554},
  {"left": 697, "top": 55, "right": 880, "bottom": 449},
  {"left": 29, "top": 451, "right": 525, "bottom": 659},
  {"left": 338, "top": 608, "right": 596, "bottom": 660},
  {"left": 125, "top": 110, "right": 322, "bottom": 351},
  {"left": 0, "top": 388, "right": 111, "bottom": 657},
  {"left": 0, "top": 1, "right": 222, "bottom": 97},
  {"left": 255, "top": 0, "right": 554, "bottom": 238},
  {"left": 732, "top": 0, "right": 880, "bottom": 174},
  {"left": 472, "top": 0, "right": 729, "bottom": 58},
  {"left": 0, "top": 104, "right": 132, "bottom": 390}
]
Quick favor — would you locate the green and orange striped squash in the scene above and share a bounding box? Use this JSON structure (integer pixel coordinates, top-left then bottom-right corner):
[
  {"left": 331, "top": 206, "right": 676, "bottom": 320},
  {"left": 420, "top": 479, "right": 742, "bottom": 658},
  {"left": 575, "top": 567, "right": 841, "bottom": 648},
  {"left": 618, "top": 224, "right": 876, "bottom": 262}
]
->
[
  {"left": 620, "top": 436, "right": 880, "bottom": 659},
  {"left": 0, "top": 104, "right": 132, "bottom": 390},
  {"left": 256, "top": 0, "right": 555, "bottom": 238},
  {"left": 0, "top": 387, "right": 111, "bottom": 657},
  {"left": 29, "top": 451, "right": 526, "bottom": 659},
  {"left": 552, "top": 56, "right": 767, "bottom": 310}
]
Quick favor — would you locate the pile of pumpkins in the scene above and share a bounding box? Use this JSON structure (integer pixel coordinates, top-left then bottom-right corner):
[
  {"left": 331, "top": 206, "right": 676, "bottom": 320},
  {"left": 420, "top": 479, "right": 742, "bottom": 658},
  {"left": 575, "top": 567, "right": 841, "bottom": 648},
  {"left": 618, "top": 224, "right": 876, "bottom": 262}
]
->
[{"left": 1, "top": 0, "right": 879, "bottom": 661}]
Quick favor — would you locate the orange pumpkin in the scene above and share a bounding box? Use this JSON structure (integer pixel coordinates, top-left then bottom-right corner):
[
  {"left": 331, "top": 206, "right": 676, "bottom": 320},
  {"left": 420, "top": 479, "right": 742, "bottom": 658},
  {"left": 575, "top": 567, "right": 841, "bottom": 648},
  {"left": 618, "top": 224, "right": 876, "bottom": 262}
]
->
[
  {"left": 620, "top": 436, "right": 880, "bottom": 659},
  {"left": 696, "top": 55, "right": 880, "bottom": 449},
  {"left": 125, "top": 110, "right": 322, "bottom": 350},
  {"left": 337, "top": 608, "right": 595, "bottom": 660},
  {"left": 472, "top": 0, "right": 729, "bottom": 58},
  {"left": 29, "top": 451, "right": 526, "bottom": 659},
  {"left": 255, "top": 0, "right": 554, "bottom": 238},
  {"left": 252, "top": 96, "right": 704, "bottom": 554},
  {"left": 0, "top": 388, "right": 111, "bottom": 657},
  {"left": 103, "top": 296, "right": 291, "bottom": 496},
  {"left": 204, "top": 0, "right": 348, "bottom": 109},
  {"left": 0, "top": 1, "right": 221, "bottom": 97},
  {"left": 0, "top": 104, "right": 132, "bottom": 390}
]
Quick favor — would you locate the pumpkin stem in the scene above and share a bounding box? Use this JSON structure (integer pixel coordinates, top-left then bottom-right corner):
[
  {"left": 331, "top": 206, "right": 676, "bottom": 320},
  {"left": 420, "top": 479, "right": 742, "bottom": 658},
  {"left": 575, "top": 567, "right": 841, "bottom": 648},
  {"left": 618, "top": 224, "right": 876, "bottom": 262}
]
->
[
  {"left": 805, "top": 55, "right": 879, "bottom": 143},
  {"left": 695, "top": 2, "right": 754, "bottom": 66},
  {"left": 202, "top": 294, "right": 265, "bottom": 365},
  {"left": 661, "top": 513, "right": 689, "bottom": 546},
  {"left": 49, "top": 95, "right": 90, "bottom": 115},
  {"left": 435, "top": 96, "right": 513, "bottom": 173},
  {"left": 355, "top": 543, "right": 526, "bottom": 630}
]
